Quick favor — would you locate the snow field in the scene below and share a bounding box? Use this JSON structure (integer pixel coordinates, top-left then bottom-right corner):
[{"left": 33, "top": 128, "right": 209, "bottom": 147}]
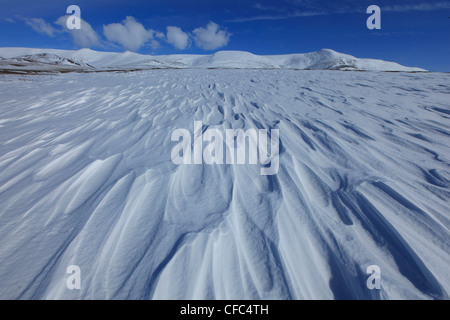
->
[{"left": 0, "top": 69, "right": 449, "bottom": 299}]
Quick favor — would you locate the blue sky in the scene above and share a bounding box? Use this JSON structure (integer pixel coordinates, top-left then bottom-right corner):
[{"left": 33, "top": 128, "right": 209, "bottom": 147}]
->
[{"left": 1, "top": 0, "right": 449, "bottom": 71}]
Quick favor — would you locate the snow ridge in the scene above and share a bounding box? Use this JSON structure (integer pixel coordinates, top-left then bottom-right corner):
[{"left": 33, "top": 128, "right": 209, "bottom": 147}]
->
[{"left": 0, "top": 47, "right": 427, "bottom": 72}]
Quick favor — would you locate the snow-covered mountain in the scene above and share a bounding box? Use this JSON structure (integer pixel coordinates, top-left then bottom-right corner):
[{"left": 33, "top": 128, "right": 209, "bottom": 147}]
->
[
  {"left": 0, "top": 51, "right": 93, "bottom": 73},
  {"left": 0, "top": 47, "right": 427, "bottom": 72}
]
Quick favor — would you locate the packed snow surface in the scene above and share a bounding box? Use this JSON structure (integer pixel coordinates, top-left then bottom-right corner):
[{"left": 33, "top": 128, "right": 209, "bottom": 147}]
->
[
  {"left": 0, "top": 47, "right": 427, "bottom": 72},
  {"left": 0, "top": 69, "right": 449, "bottom": 299}
]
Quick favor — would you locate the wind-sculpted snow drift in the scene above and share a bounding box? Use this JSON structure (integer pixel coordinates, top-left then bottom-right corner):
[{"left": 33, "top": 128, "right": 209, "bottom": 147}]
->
[{"left": 0, "top": 69, "right": 449, "bottom": 299}]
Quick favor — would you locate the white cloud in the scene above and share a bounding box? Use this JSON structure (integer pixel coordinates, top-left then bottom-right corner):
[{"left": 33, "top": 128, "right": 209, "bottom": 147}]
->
[
  {"left": 254, "top": 3, "right": 286, "bottom": 12},
  {"left": 103, "top": 16, "right": 156, "bottom": 52},
  {"left": 193, "top": 22, "right": 230, "bottom": 51},
  {"left": 23, "top": 17, "right": 58, "bottom": 37},
  {"left": 384, "top": 2, "right": 450, "bottom": 12},
  {"left": 150, "top": 39, "right": 161, "bottom": 50},
  {"left": 55, "top": 16, "right": 101, "bottom": 48},
  {"left": 155, "top": 31, "right": 165, "bottom": 39},
  {"left": 166, "top": 26, "right": 189, "bottom": 50},
  {"left": 226, "top": 10, "right": 327, "bottom": 22},
  {"left": 230, "top": 1, "right": 450, "bottom": 22}
]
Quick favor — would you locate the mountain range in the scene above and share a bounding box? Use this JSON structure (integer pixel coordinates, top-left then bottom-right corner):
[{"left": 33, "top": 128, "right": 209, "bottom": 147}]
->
[{"left": 0, "top": 47, "right": 427, "bottom": 73}]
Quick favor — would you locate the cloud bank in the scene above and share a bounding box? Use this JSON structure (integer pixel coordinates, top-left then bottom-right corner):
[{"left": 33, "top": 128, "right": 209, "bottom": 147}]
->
[
  {"left": 103, "top": 16, "right": 157, "bottom": 52},
  {"left": 166, "top": 26, "right": 189, "bottom": 50},
  {"left": 193, "top": 22, "right": 231, "bottom": 50},
  {"left": 19, "top": 14, "right": 231, "bottom": 52},
  {"left": 55, "top": 15, "right": 101, "bottom": 48},
  {"left": 23, "top": 17, "right": 58, "bottom": 37}
]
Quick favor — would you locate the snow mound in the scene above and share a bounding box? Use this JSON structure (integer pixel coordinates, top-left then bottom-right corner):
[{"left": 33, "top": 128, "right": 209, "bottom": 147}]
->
[{"left": 191, "top": 51, "right": 278, "bottom": 69}]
